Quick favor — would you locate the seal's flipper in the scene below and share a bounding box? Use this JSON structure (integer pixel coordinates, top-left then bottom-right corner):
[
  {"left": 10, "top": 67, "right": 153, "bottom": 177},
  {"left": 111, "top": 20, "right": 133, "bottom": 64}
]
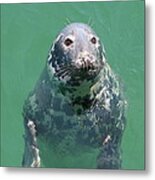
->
[
  {"left": 97, "top": 145, "right": 121, "bottom": 169},
  {"left": 22, "top": 119, "right": 40, "bottom": 167},
  {"left": 97, "top": 134, "right": 122, "bottom": 169}
]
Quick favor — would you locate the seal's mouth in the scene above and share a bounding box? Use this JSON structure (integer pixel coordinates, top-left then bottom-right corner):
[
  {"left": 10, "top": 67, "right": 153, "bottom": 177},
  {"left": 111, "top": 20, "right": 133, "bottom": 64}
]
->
[
  {"left": 54, "top": 60, "right": 102, "bottom": 83},
  {"left": 52, "top": 51, "right": 104, "bottom": 83}
]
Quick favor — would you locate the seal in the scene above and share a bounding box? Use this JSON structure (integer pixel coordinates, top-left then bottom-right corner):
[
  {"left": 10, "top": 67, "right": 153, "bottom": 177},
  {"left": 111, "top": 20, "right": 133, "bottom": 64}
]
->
[{"left": 22, "top": 23, "right": 126, "bottom": 169}]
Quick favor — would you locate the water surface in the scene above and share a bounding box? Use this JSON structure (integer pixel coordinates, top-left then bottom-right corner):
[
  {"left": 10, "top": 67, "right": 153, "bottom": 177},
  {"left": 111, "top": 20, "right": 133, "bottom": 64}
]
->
[{"left": 1, "top": 0, "right": 144, "bottom": 169}]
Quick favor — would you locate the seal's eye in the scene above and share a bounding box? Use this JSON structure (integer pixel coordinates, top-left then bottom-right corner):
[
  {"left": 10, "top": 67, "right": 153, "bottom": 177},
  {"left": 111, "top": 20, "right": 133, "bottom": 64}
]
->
[
  {"left": 91, "top": 37, "right": 97, "bottom": 44},
  {"left": 64, "top": 38, "right": 73, "bottom": 46}
]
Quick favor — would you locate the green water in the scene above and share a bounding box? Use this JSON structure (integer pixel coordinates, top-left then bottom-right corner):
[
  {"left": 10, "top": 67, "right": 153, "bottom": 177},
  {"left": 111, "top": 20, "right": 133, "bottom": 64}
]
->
[{"left": 1, "top": 1, "right": 144, "bottom": 169}]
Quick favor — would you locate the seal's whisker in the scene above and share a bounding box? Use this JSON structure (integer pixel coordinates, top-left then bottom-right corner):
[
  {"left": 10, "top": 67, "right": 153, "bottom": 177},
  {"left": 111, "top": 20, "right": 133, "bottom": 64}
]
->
[
  {"left": 55, "top": 66, "right": 73, "bottom": 77},
  {"left": 88, "top": 17, "right": 93, "bottom": 26},
  {"left": 61, "top": 70, "right": 72, "bottom": 78},
  {"left": 65, "top": 18, "right": 72, "bottom": 25},
  {"left": 55, "top": 69, "right": 68, "bottom": 76},
  {"left": 90, "top": 20, "right": 94, "bottom": 28},
  {"left": 59, "top": 69, "right": 73, "bottom": 79}
]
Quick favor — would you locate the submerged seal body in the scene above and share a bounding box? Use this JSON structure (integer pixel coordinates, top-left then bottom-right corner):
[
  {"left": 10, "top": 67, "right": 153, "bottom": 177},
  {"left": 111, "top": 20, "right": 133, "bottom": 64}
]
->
[{"left": 22, "top": 23, "right": 126, "bottom": 169}]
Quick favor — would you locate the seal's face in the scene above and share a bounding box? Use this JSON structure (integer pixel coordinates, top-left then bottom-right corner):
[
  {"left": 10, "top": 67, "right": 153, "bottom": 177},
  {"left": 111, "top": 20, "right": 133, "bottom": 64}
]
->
[{"left": 48, "top": 23, "right": 105, "bottom": 85}]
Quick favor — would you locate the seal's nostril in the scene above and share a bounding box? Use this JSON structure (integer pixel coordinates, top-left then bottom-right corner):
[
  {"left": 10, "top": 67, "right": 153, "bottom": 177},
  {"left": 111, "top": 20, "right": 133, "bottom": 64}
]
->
[
  {"left": 75, "top": 52, "right": 95, "bottom": 70},
  {"left": 76, "top": 57, "right": 95, "bottom": 71}
]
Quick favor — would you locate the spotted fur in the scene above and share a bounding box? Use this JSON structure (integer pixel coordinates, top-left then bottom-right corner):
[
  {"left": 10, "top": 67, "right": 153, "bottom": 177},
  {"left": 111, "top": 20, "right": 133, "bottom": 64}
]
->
[{"left": 22, "top": 23, "right": 126, "bottom": 169}]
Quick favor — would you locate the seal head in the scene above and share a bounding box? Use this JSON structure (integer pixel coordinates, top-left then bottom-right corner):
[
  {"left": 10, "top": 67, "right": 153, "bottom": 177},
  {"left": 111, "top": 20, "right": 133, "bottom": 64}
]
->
[{"left": 48, "top": 23, "right": 105, "bottom": 84}]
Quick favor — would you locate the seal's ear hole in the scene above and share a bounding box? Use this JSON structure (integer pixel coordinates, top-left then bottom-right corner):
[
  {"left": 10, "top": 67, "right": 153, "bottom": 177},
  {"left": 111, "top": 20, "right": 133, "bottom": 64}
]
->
[
  {"left": 90, "top": 37, "right": 97, "bottom": 44},
  {"left": 64, "top": 38, "right": 73, "bottom": 46}
]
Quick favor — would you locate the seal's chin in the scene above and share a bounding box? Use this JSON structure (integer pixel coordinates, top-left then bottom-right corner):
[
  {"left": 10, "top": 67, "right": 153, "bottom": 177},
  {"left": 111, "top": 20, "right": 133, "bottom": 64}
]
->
[{"left": 74, "top": 66, "right": 100, "bottom": 78}]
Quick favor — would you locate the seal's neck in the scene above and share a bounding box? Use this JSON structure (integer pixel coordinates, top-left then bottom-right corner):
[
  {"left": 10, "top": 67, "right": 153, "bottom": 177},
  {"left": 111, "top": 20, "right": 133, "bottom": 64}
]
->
[
  {"left": 60, "top": 65, "right": 111, "bottom": 110},
  {"left": 48, "top": 62, "right": 115, "bottom": 112}
]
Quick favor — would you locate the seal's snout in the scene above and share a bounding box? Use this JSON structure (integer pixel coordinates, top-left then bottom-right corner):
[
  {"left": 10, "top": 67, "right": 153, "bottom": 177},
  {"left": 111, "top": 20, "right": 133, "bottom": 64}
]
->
[{"left": 75, "top": 51, "right": 96, "bottom": 70}]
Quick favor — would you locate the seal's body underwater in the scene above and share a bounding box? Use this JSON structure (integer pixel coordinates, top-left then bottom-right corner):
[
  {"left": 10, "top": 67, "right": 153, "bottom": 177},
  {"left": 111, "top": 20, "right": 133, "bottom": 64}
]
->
[{"left": 22, "top": 23, "right": 126, "bottom": 169}]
